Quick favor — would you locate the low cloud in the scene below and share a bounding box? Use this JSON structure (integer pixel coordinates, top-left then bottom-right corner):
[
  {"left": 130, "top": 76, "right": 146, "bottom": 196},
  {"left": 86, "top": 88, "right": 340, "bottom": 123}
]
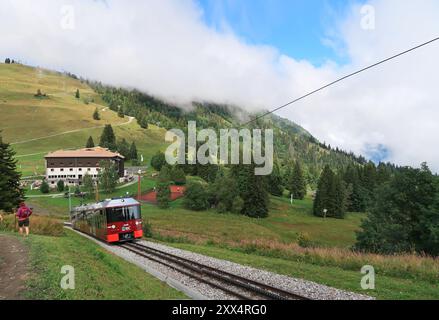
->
[{"left": 1, "top": 0, "right": 438, "bottom": 171}]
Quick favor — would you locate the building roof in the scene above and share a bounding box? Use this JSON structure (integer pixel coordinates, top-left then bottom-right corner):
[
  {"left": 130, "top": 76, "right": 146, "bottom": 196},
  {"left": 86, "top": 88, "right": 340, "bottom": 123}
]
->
[{"left": 45, "top": 147, "right": 125, "bottom": 159}]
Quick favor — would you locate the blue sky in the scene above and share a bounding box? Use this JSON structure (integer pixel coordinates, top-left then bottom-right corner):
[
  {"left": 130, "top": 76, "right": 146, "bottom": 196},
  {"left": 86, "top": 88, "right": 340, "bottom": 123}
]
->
[{"left": 198, "top": 0, "right": 362, "bottom": 66}]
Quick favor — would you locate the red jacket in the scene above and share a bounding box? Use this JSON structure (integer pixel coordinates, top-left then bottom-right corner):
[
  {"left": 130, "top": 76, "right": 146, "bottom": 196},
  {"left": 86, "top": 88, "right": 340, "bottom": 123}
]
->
[{"left": 16, "top": 206, "right": 32, "bottom": 221}]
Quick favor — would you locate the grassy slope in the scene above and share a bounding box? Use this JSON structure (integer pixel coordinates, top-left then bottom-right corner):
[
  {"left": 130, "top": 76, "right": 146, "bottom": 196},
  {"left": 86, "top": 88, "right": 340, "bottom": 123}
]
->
[
  {"left": 8, "top": 230, "right": 186, "bottom": 300},
  {"left": 143, "top": 196, "right": 363, "bottom": 248},
  {"left": 0, "top": 63, "right": 168, "bottom": 176},
  {"left": 163, "top": 242, "right": 439, "bottom": 300}
]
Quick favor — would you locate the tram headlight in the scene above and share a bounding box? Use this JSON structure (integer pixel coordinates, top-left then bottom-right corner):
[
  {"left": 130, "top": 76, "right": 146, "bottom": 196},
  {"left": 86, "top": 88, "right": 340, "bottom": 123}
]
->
[{"left": 111, "top": 225, "right": 116, "bottom": 229}]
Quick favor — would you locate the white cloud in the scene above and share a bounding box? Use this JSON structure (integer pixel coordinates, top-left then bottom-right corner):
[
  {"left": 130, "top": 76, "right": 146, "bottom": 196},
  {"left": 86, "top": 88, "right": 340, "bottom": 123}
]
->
[{"left": 1, "top": 0, "right": 438, "bottom": 171}]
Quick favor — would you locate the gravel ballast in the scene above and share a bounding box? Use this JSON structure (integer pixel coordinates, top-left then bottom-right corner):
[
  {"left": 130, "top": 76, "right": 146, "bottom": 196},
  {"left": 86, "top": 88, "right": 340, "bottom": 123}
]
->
[{"left": 68, "top": 228, "right": 374, "bottom": 300}]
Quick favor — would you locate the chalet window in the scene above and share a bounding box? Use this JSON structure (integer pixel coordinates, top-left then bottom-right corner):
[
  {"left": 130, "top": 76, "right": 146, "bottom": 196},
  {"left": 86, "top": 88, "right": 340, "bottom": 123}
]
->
[
  {"left": 70, "top": 168, "right": 73, "bottom": 172},
  {"left": 79, "top": 168, "right": 82, "bottom": 171},
  {"left": 60, "top": 168, "right": 64, "bottom": 172},
  {"left": 50, "top": 169, "right": 54, "bottom": 172}
]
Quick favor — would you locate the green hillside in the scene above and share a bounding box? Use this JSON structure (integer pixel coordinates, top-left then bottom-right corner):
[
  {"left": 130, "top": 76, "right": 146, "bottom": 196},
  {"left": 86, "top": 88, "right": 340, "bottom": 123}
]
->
[
  {"left": 1, "top": 62, "right": 365, "bottom": 180},
  {"left": 0, "top": 63, "right": 168, "bottom": 176}
]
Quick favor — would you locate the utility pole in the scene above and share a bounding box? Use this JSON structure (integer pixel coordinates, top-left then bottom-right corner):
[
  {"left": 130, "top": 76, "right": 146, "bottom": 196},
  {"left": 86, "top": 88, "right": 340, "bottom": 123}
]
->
[
  {"left": 137, "top": 169, "right": 142, "bottom": 200},
  {"left": 95, "top": 181, "right": 99, "bottom": 202},
  {"left": 68, "top": 185, "right": 72, "bottom": 213}
]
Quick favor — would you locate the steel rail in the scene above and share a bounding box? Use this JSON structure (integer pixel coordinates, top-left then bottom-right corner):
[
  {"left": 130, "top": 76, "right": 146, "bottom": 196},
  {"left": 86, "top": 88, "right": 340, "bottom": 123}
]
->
[{"left": 124, "top": 242, "right": 311, "bottom": 300}]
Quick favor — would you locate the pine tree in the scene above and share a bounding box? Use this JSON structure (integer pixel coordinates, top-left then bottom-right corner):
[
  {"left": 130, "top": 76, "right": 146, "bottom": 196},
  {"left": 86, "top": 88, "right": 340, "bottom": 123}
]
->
[
  {"left": 99, "top": 124, "right": 116, "bottom": 151},
  {"left": 117, "top": 139, "right": 130, "bottom": 160},
  {"left": 117, "top": 106, "right": 124, "bottom": 118},
  {"left": 376, "top": 162, "right": 392, "bottom": 185},
  {"left": 156, "top": 181, "right": 170, "bottom": 209},
  {"left": 129, "top": 142, "right": 138, "bottom": 161},
  {"left": 231, "top": 163, "right": 269, "bottom": 218},
  {"left": 156, "top": 169, "right": 171, "bottom": 209},
  {"left": 289, "top": 160, "right": 307, "bottom": 200},
  {"left": 313, "top": 166, "right": 335, "bottom": 217},
  {"left": 0, "top": 135, "right": 24, "bottom": 211},
  {"left": 343, "top": 165, "right": 366, "bottom": 212},
  {"left": 159, "top": 165, "right": 172, "bottom": 182},
  {"left": 138, "top": 116, "right": 149, "bottom": 129},
  {"left": 86, "top": 136, "right": 95, "bottom": 148},
  {"left": 332, "top": 174, "right": 347, "bottom": 219},
  {"left": 93, "top": 108, "right": 100, "bottom": 120},
  {"left": 360, "top": 162, "right": 377, "bottom": 207},
  {"left": 314, "top": 166, "right": 347, "bottom": 219},
  {"left": 196, "top": 164, "right": 219, "bottom": 183},
  {"left": 267, "top": 161, "right": 284, "bottom": 196},
  {"left": 171, "top": 166, "right": 186, "bottom": 185},
  {"left": 75, "top": 89, "right": 80, "bottom": 99}
]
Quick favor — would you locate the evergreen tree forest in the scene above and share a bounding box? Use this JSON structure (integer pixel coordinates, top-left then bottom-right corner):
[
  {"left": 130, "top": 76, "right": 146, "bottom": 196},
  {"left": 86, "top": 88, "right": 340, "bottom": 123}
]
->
[{"left": 88, "top": 82, "right": 369, "bottom": 185}]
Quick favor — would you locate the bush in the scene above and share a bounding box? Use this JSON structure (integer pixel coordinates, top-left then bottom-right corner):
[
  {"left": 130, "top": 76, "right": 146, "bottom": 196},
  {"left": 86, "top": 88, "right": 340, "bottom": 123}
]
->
[
  {"left": 172, "top": 166, "right": 186, "bottom": 185},
  {"left": 183, "top": 182, "right": 209, "bottom": 211},
  {"left": 142, "top": 220, "right": 153, "bottom": 238},
  {"left": 156, "top": 181, "right": 171, "bottom": 209},
  {"left": 151, "top": 151, "right": 166, "bottom": 171},
  {"left": 40, "top": 181, "right": 50, "bottom": 194},
  {"left": 231, "top": 196, "right": 244, "bottom": 215},
  {"left": 57, "top": 180, "right": 65, "bottom": 192}
]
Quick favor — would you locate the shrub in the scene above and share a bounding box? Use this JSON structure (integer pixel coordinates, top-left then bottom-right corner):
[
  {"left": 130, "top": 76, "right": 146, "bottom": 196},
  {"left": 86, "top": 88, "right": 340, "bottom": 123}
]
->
[
  {"left": 142, "top": 220, "right": 153, "bottom": 238},
  {"left": 231, "top": 196, "right": 244, "bottom": 215},
  {"left": 40, "top": 181, "right": 50, "bottom": 194},
  {"left": 156, "top": 181, "right": 171, "bottom": 209},
  {"left": 172, "top": 166, "right": 186, "bottom": 185},
  {"left": 183, "top": 182, "right": 209, "bottom": 211},
  {"left": 57, "top": 180, "right": 65, "bottom": 192}
]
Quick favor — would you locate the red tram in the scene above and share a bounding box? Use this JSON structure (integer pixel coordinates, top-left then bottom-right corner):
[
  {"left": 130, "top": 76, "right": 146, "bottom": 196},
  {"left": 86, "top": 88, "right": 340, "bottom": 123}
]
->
[{"left": 70, "top": 197, "right": 143, "bottom": 243}]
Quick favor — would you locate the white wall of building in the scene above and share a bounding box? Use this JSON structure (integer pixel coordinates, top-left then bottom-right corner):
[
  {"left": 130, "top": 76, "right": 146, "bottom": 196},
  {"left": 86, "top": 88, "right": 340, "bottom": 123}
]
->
[{"left": 46, "top": 167, "right": 101, "bottom": 186}]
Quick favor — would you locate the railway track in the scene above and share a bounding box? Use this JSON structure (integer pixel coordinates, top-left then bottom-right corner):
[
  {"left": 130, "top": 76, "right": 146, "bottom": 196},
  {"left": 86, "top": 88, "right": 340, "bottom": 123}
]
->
[{"left": 122, "top": 241, "right": 311, "bottom": 300}]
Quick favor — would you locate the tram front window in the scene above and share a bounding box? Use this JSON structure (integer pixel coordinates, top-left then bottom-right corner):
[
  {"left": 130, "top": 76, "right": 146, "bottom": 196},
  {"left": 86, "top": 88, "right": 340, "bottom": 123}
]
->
[{"left": 106, "top": 206, "right": 141, "bottom": 223}]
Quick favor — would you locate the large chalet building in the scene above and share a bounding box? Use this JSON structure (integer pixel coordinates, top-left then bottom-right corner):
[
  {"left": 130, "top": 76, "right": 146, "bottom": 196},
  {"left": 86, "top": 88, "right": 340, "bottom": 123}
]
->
[{"left": 44, "top": 147, "right": 125, "bottom": 186}]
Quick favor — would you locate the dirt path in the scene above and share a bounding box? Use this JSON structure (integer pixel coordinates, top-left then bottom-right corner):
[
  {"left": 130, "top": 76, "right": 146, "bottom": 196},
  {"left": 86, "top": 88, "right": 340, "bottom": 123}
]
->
[{"left": 0, "top": 235, "right": 29, "bottom": 300}]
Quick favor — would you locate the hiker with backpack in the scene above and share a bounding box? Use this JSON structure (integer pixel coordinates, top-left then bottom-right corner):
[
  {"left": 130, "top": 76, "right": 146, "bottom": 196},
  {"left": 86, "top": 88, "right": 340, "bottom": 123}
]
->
[{"left": 16, "top": 202, "right": 33, "bottom": 236}]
